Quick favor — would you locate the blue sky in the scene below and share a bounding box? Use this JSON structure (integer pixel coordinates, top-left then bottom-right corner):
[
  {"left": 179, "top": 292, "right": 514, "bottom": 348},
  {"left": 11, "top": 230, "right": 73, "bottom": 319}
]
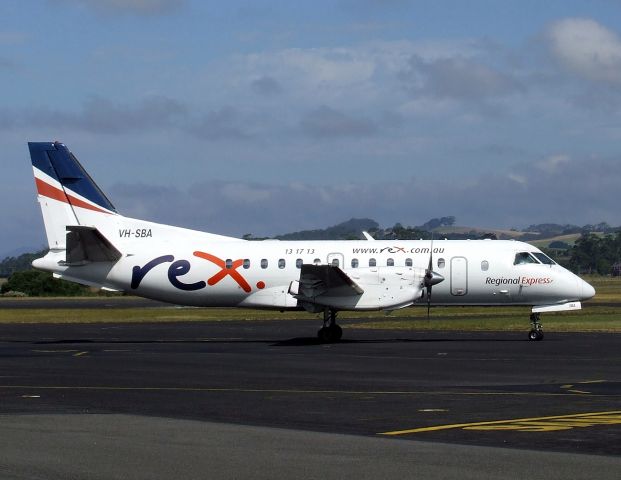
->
[{"left": 2, "top": 0, "right": 621, "bottom": 256}]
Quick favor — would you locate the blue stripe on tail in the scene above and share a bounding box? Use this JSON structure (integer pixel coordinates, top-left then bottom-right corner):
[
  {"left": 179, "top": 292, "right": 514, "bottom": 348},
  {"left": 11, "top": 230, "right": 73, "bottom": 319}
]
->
[{"left": 28, "top": 141, "right": 117, "bottom": 213}]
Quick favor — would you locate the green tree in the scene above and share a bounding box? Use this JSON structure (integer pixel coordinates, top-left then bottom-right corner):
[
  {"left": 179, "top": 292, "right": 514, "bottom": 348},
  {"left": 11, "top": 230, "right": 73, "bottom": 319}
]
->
[
  {"left": 569, "top": 232, "right": 621, "bottom": 275},
  {"left": 1, "top": 270, "right": 88, "bottom": 296},
  {"left": 0, "top": 249, "right": 48, "bottom": 277}
]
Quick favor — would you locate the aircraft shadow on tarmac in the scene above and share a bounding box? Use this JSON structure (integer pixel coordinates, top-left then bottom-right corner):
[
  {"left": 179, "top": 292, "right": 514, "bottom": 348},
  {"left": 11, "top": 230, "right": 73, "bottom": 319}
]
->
[{"left": 271, "top": 337, "right": 523, "bottom": 346}]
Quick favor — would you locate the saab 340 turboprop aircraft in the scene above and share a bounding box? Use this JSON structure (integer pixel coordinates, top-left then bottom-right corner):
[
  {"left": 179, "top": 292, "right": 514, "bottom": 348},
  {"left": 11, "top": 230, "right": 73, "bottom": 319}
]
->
[{"left": 28, "top": 141, "right": 595, "bottom": 342}]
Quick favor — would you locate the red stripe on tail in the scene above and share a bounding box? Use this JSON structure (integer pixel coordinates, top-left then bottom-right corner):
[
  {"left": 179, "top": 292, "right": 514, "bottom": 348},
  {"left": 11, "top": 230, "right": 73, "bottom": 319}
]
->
[{"left": 35, "top": 177, "right": 111, "bottom": 215}]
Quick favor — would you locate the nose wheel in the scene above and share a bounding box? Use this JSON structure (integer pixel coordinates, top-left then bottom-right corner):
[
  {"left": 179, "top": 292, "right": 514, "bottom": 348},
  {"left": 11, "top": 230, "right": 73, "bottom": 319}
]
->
[
  {"left": 528, "top": 313, "right": 544, "bottom": 341},
  {"left": 318, "top": 308, "right": 342, "bottom": 343}
]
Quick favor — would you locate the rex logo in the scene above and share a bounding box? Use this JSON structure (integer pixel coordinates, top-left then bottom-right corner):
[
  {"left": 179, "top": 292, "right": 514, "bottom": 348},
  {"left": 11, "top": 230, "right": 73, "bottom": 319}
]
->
[{"left": 131, "top": 251, "right": 263, "bottom": 293}]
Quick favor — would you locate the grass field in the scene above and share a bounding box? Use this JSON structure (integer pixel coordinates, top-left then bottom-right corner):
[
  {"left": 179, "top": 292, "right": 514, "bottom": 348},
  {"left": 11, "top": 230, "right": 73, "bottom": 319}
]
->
[
  {"left": 584, "top": 275, "right": 621, "bottom": 303},
  {"left": 528, "top": 233, "right": 582, "bottom": 248},
  {"left": 0, "top": 277, "right": 619, "bottom": 333}
]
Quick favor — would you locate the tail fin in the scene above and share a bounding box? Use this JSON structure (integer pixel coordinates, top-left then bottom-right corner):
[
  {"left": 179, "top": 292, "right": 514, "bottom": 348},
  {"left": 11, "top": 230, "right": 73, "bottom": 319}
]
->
[{"left": 28, "top": 141, "right": 117, "bottom": 250}]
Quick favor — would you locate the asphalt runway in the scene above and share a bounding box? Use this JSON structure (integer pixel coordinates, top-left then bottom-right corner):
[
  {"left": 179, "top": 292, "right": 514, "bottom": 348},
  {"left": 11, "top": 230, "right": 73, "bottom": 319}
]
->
[
  {"left": 0, "top": 297, "right": 169, "bottom": 309},
  {"left": 1, "top": 319, "right": 620, "bottom": 478}
]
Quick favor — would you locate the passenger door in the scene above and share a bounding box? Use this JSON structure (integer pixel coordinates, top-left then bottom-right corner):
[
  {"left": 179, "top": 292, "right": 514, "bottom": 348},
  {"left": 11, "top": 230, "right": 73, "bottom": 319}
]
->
[{"left": 451, "top": 256, "right": 468, "bottom": 296}]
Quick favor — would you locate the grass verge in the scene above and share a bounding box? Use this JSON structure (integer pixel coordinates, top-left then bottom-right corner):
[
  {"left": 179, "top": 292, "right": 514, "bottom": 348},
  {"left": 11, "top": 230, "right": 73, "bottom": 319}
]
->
[{"left": 0, "top": 304, "right": 619, "bottom": 333}]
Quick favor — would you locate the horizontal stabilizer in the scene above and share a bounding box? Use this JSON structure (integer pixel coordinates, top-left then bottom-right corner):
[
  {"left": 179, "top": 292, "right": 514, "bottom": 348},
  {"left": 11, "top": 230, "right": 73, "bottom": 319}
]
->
[
  {"left": 294, "top": 264, "right": 364, "bottom": 300},
  {"left": 65, "top": 226, "right": 122, "bottom": 265}
]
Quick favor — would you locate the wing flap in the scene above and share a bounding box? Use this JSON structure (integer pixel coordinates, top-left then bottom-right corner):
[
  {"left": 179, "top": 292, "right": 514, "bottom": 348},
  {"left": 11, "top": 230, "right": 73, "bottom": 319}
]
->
[{"left": 294, "top": 264, "right": 364, "bottom": 300}]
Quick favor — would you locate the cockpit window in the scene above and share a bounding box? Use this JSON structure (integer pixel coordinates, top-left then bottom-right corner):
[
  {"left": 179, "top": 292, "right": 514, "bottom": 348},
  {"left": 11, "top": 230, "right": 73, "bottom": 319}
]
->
[
  {"left": 514, "top": 252, "right": 539, "bottom": 265},
  {"left": 532, "top": 252, "right": 556, "bottom": 265}
]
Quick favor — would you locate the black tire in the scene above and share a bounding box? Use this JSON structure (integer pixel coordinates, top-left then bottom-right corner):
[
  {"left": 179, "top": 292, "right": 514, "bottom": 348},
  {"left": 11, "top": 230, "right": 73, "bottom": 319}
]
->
[
  {"left": 317, "top": 327, "right": 332, "bottom": 343},
  {"left": 528, "top": 330, "right": 539, "bottom": 341},
  {"left": 536, "top": 331, "right": 544, "bottom": 341},
  {"left": 317, "top": 325, "right": 342, "bottom": 343},
  {"left": 331, "top": 325, "right": 343, "bottom": 341}
]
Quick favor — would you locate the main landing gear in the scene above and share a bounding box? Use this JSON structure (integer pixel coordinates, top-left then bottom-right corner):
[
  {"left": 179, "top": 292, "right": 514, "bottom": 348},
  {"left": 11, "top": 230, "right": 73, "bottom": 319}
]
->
[
  {"left": 528, "top": 313, "right": 544, "bottom": 341},
  {"left": 318, "top": 308, "right": 342, "bottom": 343}
]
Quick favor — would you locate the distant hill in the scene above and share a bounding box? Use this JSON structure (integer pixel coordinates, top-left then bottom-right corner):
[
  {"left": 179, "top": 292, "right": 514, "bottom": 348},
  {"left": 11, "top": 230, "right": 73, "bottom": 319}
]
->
[
  {"left": 276, "top": 218, "right": 379, "bottom": 240},
  {"left": 528, "top": 233, "right": 583, "bottom": 249},
  {"left": 259, "top": 218, "right": 619, "bottom": 244},
  {"left": 432, "top": 226, "right": 528, "bottom": 240}
]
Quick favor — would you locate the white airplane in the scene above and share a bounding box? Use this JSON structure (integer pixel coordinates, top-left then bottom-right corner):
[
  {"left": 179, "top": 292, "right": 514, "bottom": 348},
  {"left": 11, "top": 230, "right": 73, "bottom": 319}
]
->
[{"left": 28, "top": 141, "right": 595, "bottom": 342}]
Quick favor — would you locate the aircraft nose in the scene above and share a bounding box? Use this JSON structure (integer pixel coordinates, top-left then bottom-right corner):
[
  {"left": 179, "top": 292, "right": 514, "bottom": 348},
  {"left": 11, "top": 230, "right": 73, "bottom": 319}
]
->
[{"left": 580, "top": 278, "right": 596, "bottom": 301}]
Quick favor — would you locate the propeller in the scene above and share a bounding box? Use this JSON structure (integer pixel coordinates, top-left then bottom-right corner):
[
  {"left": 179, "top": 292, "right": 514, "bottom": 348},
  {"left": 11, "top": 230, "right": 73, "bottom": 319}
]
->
[{"left": 423, "top": 236, "right": 445, "bottom": 320}]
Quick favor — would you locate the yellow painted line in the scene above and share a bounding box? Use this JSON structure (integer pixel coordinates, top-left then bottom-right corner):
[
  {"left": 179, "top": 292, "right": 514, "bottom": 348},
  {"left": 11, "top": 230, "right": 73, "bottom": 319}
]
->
[
  {"left": 568, "top": 389, "right": 590, "bottom": 395},
  {"left": 380, "top": 411, "right": 621, "bottom": 435},
  {"left": 579, "top": 380, "right": 607, "bottom": 384},
  {"left": 560, "top": 384, "right": 573, "bottom": 389},
  {"left": 73, "top": 351, "right": 89, "bottom": 357}
]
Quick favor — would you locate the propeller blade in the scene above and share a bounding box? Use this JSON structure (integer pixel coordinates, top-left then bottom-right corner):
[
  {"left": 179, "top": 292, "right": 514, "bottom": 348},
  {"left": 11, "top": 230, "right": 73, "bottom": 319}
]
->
[
  {"left": 426, "top": 235, "right": 434, "bottom": 320},
  {"left": 427, "top": 235, "right": 434, "bottom": 273},
  {"left": 427, "top": 285, "right": 432, "bottom": 320}
]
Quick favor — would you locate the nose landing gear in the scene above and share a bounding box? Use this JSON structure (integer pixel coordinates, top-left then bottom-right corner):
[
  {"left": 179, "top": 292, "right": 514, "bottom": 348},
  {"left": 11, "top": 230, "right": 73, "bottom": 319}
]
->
[
  {"left": 318, "top": 308, "right": 342, "bottom": 343},
  {"left": 528, "top": 313, "right": 544, "bottom": 341}
]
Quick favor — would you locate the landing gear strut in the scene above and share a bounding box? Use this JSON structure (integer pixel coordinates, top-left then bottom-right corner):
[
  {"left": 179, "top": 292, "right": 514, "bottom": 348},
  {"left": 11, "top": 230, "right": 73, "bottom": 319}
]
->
[
  {"left": 528, "top": 313, "right": 544, "bottom": 341},
  {"left": 318, "top": 308, "right": 342, "bottom": 343}
]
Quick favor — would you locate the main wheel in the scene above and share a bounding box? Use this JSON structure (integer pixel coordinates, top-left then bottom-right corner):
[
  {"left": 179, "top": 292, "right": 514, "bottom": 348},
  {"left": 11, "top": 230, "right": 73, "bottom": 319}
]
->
[
  {"left": 331, "top": 324, "right": 343, "bottom": 341},
  {"left": 317, "top": 327, "right": 331, "bottom": 343},
  {"left": 528, "top": 329, "right": 544, "bottom": 341},
  {"left": 317, "top": 325, "right": 342, "bottom": 343}
]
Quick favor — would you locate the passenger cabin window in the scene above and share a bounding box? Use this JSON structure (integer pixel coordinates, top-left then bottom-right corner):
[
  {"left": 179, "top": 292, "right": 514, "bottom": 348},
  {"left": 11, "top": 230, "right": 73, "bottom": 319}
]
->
[
  {"left": 225, "top": 259, "right": 233, "bottom": 269},
  {"left": 387, "top": 258, "right": 394, "bottom": 267},
  {"left": 331, "top": 258, "right": 340, "bottom": 267},
  {"left": 243, "top": 259, "right": 250, "bottom": 269},
  {"left": 481, "top": 260, "right": 489, "bottom": 271},
  {"left": 369, "top": 258, "right": 377, "bottom": 267},
  {"left": 351, "top": 258, "right": 359, "bottom": 268},
  {"left": 532, "top": 252, "right": 556, "bottom": 265},
  {"left": 437, "top": 258, "right": 445, "bottom": 269},
  {"left": 405, "top": 258, "right": 413, "bottom": 267},
  {"left": 296, "top": 258, "right": 303, "bottom": 269},
  {"left": 514, "top": 252, "right": 539, "bottom": 265},
  {"left": 260, "top": 259, "right": 268, "bottom": 269},
  {"left": 278, "top": 258, "right": 286, "bottom": 269}
]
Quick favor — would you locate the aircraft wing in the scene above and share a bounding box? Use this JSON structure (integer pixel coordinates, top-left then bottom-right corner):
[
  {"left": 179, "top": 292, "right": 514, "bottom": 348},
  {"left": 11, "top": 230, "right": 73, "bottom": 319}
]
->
[{"left": 291, "top": 264, "right": 364, "bottom": 300}]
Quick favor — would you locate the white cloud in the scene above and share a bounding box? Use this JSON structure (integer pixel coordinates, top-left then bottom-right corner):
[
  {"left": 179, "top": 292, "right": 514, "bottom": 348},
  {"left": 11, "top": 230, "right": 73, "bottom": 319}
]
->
[
  {"left": 233, "top": 41, "right": 481, "bottom": 106},
  {"left": 507, "top": 173, "right": 527, "bottom": 186},
  {"left": 403, "top": 55, "right": 524, "bottom": 100},
  {"left": 105, "top": 155, "right": 621, "bottom": 238},
  {"left": 50, "top": 0, "right": 185, "bottom": 16},
  {"left": 0, "top": 96, "right": 187, "bottom": 134},
  {"left": 537, "top": 154, "right": 570, "bottom": 173},
  {"left": 546, "top": 18, "right": 621, "bottom": 85},
  {"left": 220, "top": 183, "right": 272, "bottom": 204}
]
